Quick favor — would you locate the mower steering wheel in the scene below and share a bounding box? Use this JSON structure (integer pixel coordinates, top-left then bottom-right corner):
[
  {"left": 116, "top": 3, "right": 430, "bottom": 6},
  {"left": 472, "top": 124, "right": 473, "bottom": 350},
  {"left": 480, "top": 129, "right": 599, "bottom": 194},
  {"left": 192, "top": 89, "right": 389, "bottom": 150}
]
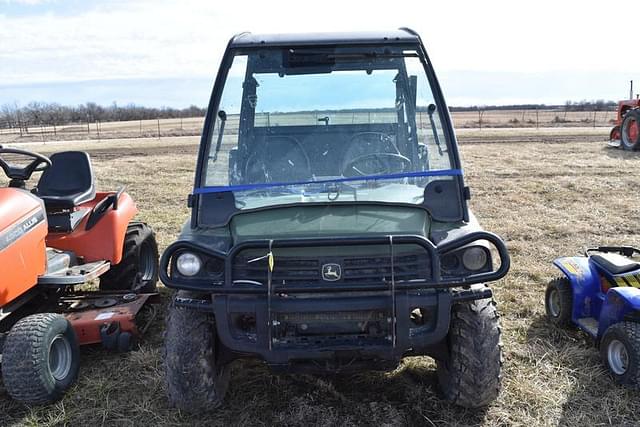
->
[
  {"left": 0, "top": 146, "right": 52, "bottom": 182},
  {"left": 341, "top": 152, "right": 412, "bottom": 177}
]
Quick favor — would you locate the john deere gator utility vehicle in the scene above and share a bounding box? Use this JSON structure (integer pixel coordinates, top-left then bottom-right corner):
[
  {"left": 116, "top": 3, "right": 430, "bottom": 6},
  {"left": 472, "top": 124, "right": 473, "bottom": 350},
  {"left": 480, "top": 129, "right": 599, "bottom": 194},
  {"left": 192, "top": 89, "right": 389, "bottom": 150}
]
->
[{"left": 161, "top": 28, "right": 510, "bottom": 411}]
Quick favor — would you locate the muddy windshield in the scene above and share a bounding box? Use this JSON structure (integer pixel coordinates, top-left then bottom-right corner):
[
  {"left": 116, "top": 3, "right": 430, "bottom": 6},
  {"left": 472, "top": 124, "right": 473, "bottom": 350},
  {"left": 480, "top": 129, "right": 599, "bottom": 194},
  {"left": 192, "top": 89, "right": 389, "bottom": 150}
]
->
[{"left": 201, "top": 46, "right": 459, "bottom": 211}]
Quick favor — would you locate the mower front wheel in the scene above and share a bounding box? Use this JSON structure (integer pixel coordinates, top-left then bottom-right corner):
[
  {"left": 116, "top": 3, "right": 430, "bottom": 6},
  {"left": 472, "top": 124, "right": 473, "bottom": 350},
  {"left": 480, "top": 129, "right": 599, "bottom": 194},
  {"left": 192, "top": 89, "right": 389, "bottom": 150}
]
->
[
  {"left": 1, "top": 313, "right": 80, "bottom": 404},
  {"left": 545, "top": 277, "right": 573, "bottom": 327},
  {"left": 100, "top": 222, "right": 159, "bottom": 293},
  {"left": 164, "top": 291, "right": 230, "bottom": 412},
  {"left": 600, "top": 322, "right": 640, "bottom": 387}
]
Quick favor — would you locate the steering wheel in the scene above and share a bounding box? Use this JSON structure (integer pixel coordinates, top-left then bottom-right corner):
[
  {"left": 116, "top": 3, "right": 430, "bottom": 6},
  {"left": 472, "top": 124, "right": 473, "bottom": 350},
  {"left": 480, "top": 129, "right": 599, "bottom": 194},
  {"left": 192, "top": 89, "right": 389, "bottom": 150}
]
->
[
  {"left": 0, "top": 146, "right": 52, "bottom": 182},
  {"left": 342, "top": 152, "right": 412, "bottom": 177},
  {"left": 244, "top": 136, "right": 312, "bottom": 184}
]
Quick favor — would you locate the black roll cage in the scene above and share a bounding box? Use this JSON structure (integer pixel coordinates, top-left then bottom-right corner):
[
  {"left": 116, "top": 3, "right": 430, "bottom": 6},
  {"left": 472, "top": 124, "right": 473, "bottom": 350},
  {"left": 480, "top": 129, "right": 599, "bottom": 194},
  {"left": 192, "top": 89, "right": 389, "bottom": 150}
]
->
[{"left": 190, "top": 29, "right": 469, "bottom": 229}]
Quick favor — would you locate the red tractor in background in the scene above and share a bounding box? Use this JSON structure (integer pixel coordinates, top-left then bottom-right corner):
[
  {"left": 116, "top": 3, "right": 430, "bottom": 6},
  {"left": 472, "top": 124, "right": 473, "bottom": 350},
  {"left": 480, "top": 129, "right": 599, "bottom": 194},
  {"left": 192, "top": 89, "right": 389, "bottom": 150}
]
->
[{"left": 609, "top": 82, "right": 640, "bottom": 150}]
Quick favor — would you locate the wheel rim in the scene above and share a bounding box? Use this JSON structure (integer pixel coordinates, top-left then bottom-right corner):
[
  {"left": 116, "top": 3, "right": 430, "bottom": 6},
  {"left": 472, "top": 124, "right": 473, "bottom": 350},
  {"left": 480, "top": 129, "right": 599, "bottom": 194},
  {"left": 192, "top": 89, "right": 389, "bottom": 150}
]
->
[
  {"left": 607, "top": 339, "right": 629, "bottom": 375},
  {"left": 48, "top": 334, "right": 73, "bottom": 381},
  {"left": 548, "top": 288, "right": 561, "bottom": 317},
  {"left": 139, "top": 241, "right": 156, "bottom": 281},
  {"left": 623, "top": 117, "right": 639, "bottom": 147},
  {"left": 611, "top": 127, "right": 621, "bottom": 141}
]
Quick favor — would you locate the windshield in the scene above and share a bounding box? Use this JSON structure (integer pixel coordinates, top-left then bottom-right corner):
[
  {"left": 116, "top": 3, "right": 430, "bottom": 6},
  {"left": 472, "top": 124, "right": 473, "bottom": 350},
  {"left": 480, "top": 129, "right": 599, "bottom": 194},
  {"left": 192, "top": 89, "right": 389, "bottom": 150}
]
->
[{"left": 201, "top": 46, "right": 458, "bottom": 211}]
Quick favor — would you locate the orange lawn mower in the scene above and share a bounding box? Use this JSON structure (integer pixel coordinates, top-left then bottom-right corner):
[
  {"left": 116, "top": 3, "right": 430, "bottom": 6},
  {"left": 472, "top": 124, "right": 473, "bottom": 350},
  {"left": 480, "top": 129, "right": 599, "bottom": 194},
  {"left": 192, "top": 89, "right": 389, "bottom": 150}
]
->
[{"left": 0, "top": 147, "right": 159, "bottom": 404}]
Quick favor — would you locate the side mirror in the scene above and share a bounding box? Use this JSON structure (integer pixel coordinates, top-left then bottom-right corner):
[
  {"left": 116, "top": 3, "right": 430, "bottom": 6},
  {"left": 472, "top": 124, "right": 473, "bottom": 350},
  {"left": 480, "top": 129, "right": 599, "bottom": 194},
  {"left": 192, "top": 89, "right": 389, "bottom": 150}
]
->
[{"left": 427, "top": 103, "right": 436, "bottom": 115}]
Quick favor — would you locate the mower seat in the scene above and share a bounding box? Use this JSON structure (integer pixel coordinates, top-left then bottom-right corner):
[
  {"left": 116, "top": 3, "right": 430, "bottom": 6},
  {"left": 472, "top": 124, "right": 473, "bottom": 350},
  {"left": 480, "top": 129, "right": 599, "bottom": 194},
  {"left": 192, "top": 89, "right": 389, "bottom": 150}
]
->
[
  {"left": 37, "top": 151, "right": 96, "bottom": 210},
  {"left": 591, "top": 253, "right": 640, "bottom": 275}
]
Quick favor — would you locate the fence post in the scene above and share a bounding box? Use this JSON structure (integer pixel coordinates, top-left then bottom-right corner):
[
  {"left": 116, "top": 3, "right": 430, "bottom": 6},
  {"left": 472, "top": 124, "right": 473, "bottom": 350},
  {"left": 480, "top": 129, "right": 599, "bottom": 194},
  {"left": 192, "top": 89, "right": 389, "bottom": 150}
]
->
[
  {"left": 535, "top": 107, "right": 539, "bottom": 129},
  {"left": 593, "top": 110, "right": 597, "bottom": 128},
  {"left": 157, "top": 118, "right": 161, "bottom": 139}
]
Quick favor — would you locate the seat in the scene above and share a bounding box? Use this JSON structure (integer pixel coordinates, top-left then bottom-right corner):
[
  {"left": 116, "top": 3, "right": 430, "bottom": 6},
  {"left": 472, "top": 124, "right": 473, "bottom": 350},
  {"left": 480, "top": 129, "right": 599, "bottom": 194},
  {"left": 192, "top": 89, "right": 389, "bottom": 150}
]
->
[
  {"left": 591, "top": 253, "right": 640, "bottom": 275},
  {"left": 37, "top": 151, "right": 96, "bottom": 210}
]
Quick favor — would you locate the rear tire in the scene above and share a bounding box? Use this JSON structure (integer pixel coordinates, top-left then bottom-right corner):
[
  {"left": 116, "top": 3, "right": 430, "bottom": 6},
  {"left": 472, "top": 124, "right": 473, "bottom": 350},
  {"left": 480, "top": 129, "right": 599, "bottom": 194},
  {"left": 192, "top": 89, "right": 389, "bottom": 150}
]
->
[
  {"left": 545, "top": 277, "right": 573, "bottom": 327},
  {"left": 164, "top": 291, "right": 230, "bottom": 412},
  {"left": 621, "top": 110, "right": 640, "bottom": 150},
  {"left": 436, "top": 298, "right": 502, "bottom": 408},
  {"left": 1, "top": 313, "right": 80, "bottom": 404},
  {"left": 99, "top": 222, "right": 159, "bottom": 293},
  {"left": 600, "top": 322, "right": 640, "bottom": 387}
]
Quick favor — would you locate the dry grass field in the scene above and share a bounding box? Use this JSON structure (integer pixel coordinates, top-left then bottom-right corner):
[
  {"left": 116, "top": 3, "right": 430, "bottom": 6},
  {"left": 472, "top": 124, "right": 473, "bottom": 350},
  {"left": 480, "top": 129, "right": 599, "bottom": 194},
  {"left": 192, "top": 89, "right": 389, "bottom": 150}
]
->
[{"left": 1, "top": 127, "right": 639, "bottom": 426}]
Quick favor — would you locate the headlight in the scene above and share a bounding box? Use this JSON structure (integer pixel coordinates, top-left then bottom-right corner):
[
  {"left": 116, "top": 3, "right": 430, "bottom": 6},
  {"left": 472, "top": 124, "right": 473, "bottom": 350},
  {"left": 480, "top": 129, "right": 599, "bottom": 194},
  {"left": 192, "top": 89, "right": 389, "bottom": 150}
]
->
[
  {"left": 176, "top": 252, "right": 202, "bottom": 276},
  {"left": 462, "top": 247, "right": 488, "bottom": 271}
]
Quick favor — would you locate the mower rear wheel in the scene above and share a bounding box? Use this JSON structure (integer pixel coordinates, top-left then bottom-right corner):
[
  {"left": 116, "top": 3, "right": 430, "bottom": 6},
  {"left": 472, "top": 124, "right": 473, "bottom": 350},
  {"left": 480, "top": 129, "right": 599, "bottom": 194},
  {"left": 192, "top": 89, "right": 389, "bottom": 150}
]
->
[
  {"left": 164, "top": 291, "right": 230, "bottom": 412},
  {"left": 600, "top": 322, "right": 640, "bottom": 387},
  {"left": 99, "top": 222, "right": 159, "bottom": 293},
  {"left": 1, "top": 313, "right": 80, "bottom": 404},
  {"left": 436, "top": 298, "right": 502, "bottom": 408},
  {"left": 545, "top": 277, "right": 573, "bottom": 327},
  {"left": 621, "top": 110, "right": 640, "bottom": 150}
]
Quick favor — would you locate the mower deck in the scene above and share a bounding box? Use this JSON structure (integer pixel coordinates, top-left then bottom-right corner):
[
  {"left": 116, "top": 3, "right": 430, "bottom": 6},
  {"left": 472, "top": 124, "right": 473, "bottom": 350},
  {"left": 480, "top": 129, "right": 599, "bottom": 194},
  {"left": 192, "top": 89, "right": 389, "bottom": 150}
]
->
[{"left": 61, "top": 292, "right": 158, "bottom": 348}]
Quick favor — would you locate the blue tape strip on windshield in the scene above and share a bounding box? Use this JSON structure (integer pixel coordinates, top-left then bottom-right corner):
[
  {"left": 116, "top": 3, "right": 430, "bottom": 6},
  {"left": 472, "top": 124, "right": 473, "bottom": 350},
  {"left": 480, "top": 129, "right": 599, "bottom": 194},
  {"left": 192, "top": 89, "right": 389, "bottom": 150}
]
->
[{"left": 194, "top": 169, "right": 462, "bottom": 194}]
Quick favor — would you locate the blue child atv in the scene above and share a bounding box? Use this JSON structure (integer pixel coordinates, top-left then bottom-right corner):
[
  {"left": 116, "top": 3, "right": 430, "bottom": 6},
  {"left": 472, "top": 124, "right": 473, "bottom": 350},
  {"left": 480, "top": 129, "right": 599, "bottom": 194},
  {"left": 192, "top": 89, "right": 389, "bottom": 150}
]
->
[{"left": 547, "top": 246, "right": 640, "bottom": 386}]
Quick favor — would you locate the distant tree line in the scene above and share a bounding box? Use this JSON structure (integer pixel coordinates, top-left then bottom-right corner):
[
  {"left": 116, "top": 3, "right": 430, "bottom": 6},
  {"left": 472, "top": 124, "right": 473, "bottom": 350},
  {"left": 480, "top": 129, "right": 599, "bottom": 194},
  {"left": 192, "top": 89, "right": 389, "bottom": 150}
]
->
[
  {"left": 0, "top": 102, "right": 207, "bottom": 130},
  {"left": 450, "top": 100, "right": 617, "bottom": 112}
]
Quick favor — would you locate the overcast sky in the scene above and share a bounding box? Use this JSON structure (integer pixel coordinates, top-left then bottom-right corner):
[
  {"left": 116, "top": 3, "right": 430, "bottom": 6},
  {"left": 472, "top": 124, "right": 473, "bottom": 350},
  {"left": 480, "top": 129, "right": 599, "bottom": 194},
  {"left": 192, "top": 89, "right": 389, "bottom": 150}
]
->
[{"left": 1, "top": 0, "right": 639, "bottom": 107}]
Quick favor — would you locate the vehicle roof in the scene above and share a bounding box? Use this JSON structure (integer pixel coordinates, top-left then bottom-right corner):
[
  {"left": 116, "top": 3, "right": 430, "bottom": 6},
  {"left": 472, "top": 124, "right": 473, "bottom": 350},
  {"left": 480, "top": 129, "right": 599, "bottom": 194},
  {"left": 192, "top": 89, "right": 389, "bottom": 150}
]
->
[{"left": 229, "top": 29, "right": 421, "bottom": 48}]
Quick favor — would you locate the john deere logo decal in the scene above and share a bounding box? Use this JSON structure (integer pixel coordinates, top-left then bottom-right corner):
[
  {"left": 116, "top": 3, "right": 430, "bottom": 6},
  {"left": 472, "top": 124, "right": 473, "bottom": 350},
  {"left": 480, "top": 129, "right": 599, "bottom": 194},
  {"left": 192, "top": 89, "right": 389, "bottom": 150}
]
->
[{"left": 322, "top": 263, "right": 341, "bottom": 281}]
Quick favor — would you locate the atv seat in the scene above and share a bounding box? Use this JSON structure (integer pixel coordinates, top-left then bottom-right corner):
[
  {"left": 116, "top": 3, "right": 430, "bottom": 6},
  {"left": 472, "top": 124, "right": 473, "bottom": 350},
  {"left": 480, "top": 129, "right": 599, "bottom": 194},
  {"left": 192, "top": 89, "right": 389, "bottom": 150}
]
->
[
  {"left": 591, "top": 253, "right": 640, "bottom": 275},
  {"left": 37, "top": 151, "right": 96, "bottom": 210}
]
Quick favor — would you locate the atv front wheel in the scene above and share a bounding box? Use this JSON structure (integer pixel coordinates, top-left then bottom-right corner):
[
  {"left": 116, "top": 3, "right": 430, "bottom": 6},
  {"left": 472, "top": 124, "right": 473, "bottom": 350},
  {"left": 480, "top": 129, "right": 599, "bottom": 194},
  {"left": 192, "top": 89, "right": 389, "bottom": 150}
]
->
[
  {"left": 436, "top": 297, "right": 502, "bottom": 408},
  {"left": 100, "top": 222, "right": 159, "bottom": 293},
  {"left": 1, "top": 313, "right": 80, "bottom": 404},
  {"left": 621, "top": 110, "right": 640, "bottom": 150},
  {"left": 164, "top": 291, "right": 230, "bottom": 412},
  {"left": 600, "top": 322, "right": 640, "bottom": 387},
  {"left": 545, "top": 277, "right": 573, "bottom": 327}
]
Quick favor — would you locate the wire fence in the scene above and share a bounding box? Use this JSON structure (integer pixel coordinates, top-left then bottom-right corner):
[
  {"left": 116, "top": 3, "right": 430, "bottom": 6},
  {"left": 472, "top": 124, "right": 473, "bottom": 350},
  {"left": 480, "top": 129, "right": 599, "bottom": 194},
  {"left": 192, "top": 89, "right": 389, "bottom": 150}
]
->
[{"left": 0, "top": 108, "right": 618, "bottom": 143}]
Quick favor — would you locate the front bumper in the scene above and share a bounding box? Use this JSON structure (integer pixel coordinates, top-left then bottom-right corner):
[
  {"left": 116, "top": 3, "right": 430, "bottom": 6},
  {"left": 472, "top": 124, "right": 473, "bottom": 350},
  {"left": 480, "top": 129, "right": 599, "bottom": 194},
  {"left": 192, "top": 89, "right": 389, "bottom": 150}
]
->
[
  {"left": 175, "top": 285, "right": 492, "bottom": 368},
  {"left": 163, "top": 232, "right": 509, "bottom": 369}
]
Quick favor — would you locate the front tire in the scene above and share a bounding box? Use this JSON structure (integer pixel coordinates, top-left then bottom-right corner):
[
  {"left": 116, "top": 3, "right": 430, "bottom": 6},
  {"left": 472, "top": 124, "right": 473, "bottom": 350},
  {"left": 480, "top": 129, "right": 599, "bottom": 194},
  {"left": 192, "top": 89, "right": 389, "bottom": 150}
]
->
[
  {"left": 164, "top": 291, "right": 230, "bottom": 412},
  {"left": 545, "top": 277, "right": 573, "bottom": 327},
  {"left": 436, "top": 298, "right": 502, "bottom": 408},
  {"left": 600, "top": 322, "right": 640, "bottom": 387},
  {"left": 100, "top": 222, "right": 159, "bottom": 293},
  {"left": 1, "top": 313, "right": 80, "bottom": 404}
]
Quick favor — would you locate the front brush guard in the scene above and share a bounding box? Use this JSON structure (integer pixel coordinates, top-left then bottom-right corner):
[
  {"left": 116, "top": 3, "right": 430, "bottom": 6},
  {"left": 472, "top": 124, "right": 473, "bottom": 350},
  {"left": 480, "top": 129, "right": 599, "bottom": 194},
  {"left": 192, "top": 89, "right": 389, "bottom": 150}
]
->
[{"left": 160, "top": 231, "right": 510, "bottom": 293}]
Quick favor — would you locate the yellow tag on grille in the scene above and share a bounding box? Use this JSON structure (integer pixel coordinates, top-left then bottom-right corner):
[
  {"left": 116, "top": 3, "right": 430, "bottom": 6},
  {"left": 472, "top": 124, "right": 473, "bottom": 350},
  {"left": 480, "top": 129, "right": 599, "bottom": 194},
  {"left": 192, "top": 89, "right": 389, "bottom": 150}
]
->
[{"left": 268, "top": 252, "right": 274, "bottom": 272}]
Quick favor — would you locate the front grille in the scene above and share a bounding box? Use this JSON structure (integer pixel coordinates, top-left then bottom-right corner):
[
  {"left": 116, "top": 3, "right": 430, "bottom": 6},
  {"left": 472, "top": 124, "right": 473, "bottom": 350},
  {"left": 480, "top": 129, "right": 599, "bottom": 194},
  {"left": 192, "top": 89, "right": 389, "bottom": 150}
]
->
[{"left": 232, "top": 245, "right": 432, "bottom": 286}]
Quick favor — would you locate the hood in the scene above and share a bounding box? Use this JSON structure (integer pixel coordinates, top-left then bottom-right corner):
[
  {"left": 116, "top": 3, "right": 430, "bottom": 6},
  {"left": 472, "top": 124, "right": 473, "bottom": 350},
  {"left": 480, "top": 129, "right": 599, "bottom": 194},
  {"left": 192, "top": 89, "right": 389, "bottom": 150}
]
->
[{"left": 229, "top": 204, "right": 430, "bottom": 244}]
